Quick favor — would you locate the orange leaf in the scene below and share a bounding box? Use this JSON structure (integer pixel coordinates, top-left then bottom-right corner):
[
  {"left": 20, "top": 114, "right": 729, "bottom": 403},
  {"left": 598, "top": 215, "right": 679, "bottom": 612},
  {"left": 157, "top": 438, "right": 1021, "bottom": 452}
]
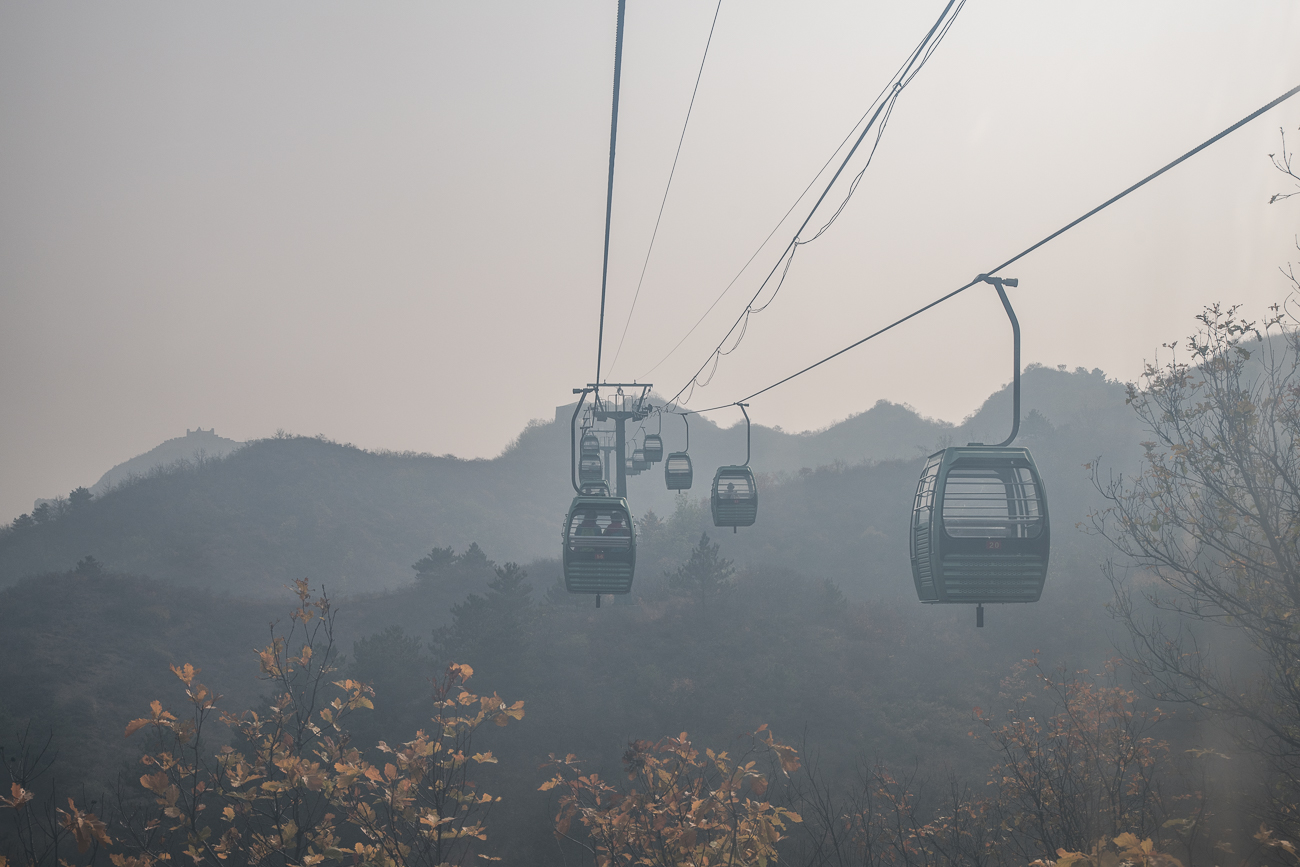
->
[
  {"left": 169, "top": 663, "right": 198, "bottom": 686},
  {"left": 124, "top": 718, "right": 152, "bottom": 738}
]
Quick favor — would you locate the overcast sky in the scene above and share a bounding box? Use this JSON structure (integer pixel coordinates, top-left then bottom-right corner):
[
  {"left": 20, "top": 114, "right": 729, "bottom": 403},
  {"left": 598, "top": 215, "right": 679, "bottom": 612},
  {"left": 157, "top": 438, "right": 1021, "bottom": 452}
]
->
[{"left": 2, "top": 1, "right": 1299, "bottom": 520}]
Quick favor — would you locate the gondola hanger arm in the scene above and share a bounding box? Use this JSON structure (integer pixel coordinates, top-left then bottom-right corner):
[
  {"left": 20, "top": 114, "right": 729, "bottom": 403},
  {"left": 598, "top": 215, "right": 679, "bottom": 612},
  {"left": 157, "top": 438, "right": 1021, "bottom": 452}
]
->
[
  {"left": 737, "top": 402, "right": 751, "bottom": 466},
  {"left": 566, "top": 387, "right": 592, "bottom": 493},
  {"left": 970, "top": 275, "right": 1021, "bottom": 449}
]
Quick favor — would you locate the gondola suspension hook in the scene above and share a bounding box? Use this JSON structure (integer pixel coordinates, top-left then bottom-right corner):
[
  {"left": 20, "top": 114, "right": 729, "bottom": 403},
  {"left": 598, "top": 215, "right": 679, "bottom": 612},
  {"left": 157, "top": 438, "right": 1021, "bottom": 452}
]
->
[
  {"left": 570, "top": 387, "right": 593, "bottom": 494},
  {"left": 973, "top": 275, "right": 1021, "bottom": 449},
  {"left": 738, "top": 402, "right": 751, "bottom": 466},
  {"left": 737, "top": 402, "right": 751, "bottom": 533}
]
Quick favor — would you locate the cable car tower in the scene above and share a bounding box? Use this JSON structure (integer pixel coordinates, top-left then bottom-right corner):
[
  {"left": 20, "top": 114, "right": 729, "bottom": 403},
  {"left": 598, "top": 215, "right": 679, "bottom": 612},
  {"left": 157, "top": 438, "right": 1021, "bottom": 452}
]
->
[{"left": 589, "top": 383, "right": 652, "bottom": 497}]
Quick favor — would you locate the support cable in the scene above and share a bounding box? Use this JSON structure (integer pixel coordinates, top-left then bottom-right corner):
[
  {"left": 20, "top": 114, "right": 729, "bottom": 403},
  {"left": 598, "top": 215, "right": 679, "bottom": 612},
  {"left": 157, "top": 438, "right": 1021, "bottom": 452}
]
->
[
  {"left": 663, "top": 0, "right": 964, "bottom": 410},
  {"left": 595, "top": 0, "right": 628, "bottom": 387},
  {"left": 638, "top": 2, "right": 962, "bottom": 381},
  {"left": 666, "top": 81, "right": 1300, "bottom": 417},
  {"left": 608, "top": 0, "right": 724, "bottom": 376}
]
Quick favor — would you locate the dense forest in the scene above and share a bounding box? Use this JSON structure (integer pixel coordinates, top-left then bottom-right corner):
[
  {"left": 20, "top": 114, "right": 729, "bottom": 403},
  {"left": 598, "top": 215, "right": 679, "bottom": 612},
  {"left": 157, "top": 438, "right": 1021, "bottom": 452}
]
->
[{"left": 5, "top": 312, "right": 1300, "bottom": 866}]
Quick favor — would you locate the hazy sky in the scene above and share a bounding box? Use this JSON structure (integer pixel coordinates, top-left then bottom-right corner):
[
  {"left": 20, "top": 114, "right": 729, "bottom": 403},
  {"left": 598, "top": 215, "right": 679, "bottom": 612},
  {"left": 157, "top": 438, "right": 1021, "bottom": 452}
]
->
[{"left": 2, "top": 1, "right": 1299, "bottom": 521}]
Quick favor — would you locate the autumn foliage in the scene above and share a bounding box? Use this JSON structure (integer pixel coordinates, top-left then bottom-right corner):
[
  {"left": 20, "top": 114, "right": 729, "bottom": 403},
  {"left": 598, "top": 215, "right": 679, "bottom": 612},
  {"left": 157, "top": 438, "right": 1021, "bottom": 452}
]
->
[
  {"left": 541, "top": 725, "right": 802, "bottom": 866},
  {"left": 3, "top": 580, "right": 522, "bottom": 867}
]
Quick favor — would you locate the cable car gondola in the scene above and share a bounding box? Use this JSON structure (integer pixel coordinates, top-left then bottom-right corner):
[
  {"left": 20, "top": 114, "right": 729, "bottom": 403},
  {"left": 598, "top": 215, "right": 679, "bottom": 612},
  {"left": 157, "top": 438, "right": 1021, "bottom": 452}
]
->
[
  {"left": 563, "top": 493, "right": 636, "bottom": 597},
  {"left": 579, "top": 452, "right": 604, "bottom": 484},
  {"left": 643, "top": 434, "right": 663, "bottom": 463},
  {"left": 711, "top": 403, "right": 757, "bottom": 531},
  {"left": 631, "top": 446, "right": 649, "bottom": 473},
  {"left": 908, "top": 276, "right": 1050, "bottom": 626},
  {"left": 911, "top": 446, "right": 1049, "bottom": 607},
  {"left": 566, "top": 389, "right": 636, "bottom": 604},
  {"left": 665, "top": 412, "right": 693, "bottom": 490},
  {"left": 579, "top": 426, "right": 604, "bottom": 484},
  {"left": 643, "top": 414, "right": 664, "bottom": 463}
]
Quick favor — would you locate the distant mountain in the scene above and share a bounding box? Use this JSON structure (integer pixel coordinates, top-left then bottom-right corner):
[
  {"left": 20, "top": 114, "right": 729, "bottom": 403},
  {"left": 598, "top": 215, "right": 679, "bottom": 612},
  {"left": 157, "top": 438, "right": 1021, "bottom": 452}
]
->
[
  {"left": 91, "top": 428, "right": 243, "bottom": 495},
  {"left": 0, "top": 366, "right": 1142, "bottom": 597}
]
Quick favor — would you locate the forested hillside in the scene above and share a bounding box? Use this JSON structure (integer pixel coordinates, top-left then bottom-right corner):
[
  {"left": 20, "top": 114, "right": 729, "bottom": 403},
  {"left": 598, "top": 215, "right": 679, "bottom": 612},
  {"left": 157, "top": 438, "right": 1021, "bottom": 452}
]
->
[
  {"left": 4, "top": 321, "right": 1299, "bottom": 865},
  {"left": 0, "top": 365, "right": 1136, "bottom": 597},
  {"left": 0, "top": 363, "right": 1153, "bottom": 860}
]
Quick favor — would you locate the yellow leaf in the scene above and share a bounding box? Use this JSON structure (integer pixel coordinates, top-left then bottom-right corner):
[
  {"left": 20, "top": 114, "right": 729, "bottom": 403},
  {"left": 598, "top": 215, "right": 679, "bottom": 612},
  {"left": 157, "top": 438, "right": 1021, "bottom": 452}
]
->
[{"left": 169, "top": 663, "right": 198, "bottom": 686}]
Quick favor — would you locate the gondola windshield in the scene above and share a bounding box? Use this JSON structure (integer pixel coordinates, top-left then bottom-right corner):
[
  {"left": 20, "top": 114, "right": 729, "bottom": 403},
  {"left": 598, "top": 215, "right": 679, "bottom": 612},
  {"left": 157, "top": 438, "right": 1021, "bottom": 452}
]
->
[
  {"left": 567, "top": 505, "right": 632, "bottom": 549},
  {"left": 941, "top": 465, "right": 1043, "bottom": 539}
]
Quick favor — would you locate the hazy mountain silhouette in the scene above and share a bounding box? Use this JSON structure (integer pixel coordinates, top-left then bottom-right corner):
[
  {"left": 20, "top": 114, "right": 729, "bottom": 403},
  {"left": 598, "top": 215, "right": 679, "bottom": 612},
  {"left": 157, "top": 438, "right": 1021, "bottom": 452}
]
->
[
  {"left": 0, "top": 366, "right": 1141, "bottom": 597},
  {"left": 91, "top": 428, "right": 244, "bottom": 496}
]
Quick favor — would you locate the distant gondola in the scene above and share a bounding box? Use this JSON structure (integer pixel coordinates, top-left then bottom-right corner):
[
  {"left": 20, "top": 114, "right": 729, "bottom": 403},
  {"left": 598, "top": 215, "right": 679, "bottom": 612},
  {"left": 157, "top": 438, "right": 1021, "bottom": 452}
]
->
[
  {"left": 579, "top": 452, "right": 604, "bottom": 484},
  {"left": 665, "top": 412, "right": 693, "bottom": 490},
  {"left": 711, "top": 465, "right": 757, "bottom": 528},
  {"left": 711, "top": 403, "right": 757, "bottom": 531},
  {"left": 643, "top": 433, "right": 664, "bottom": 463}
]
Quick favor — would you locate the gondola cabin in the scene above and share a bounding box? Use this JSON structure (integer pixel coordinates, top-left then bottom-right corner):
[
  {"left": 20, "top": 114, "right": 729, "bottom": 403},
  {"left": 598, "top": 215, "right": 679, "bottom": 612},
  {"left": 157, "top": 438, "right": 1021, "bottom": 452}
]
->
[
  {"left": 579, "top": 452, "right": 604, "bottom": 484},
  {"left": 643, "top": 434, "right": 664, "bottom": 463},
  {"left": 581, "top": 432, "right": 601, "bottom": 455},
  {"left": 563, "top": 494, "right": 636, "bottom": 595},
  {"left": 910, "top": 446, "right": 1049, "bottom": 605},
  {"left": 664, "top": 452, "right": 693, "bottom": 490},
  {"left": 580, "top": 480, "right": 611, "bottom": 496},
  {"left": 631, "top": 448, "right": 650, "bottom": 473},
  {"left": 711, "top": 466, "right": 757, "bottom": 528}
]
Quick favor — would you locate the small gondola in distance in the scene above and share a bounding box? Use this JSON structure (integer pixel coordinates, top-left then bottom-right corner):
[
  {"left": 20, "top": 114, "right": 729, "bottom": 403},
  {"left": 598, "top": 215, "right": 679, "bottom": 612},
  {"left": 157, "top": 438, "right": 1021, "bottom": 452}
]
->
[
  {"left": 711, "top": 403, "right": 758, "bottom": 530},
  {"left": 642, "top": 433, "right": 664, "bottom": 463},
  {"left": 711, "top": 465, "right": 757, "bottom": 528},
  {"left": 665, "top": 412, "right": 693, "bottom": 490},
  {"left": 579, "top": 452, "right": 604, "bottom": 485},
  {"left": 664, "top": 452, "right": 693, "bottom": 490}
]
